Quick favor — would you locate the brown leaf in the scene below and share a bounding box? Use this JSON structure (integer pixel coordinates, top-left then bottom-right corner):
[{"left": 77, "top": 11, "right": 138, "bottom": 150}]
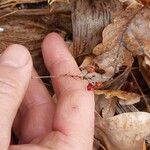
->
[
  {"left": 71, "top": 0, "right": 123, "bottom": 57},
  {"left": 93, "top": 1, "right": 150, "bottom": 81},
  {"left": 95, "top": 95, "right": 117, "bottom": 118},
  {"left": 94, "top": 90, "right": 141, "bottom": 105},
  {"left": 95, "top": 67, "right": 131, "bottom": 118},
  {"left": 95, "top": 112, "right": 150, "bottom": 150}
]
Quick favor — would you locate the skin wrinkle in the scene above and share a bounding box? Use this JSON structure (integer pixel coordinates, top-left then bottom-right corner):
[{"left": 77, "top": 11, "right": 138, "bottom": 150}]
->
[
  {"left": 0, "top": 77, "right": 17, "bottom": 90},
  {"left": 0, "top": 72, "right": 22, "bottom": 92},
  {"left": 4, "top": 33, "right": 94, "bottom": 150},
  {"left": 57, "top": 85, "right": 89, "bottom": 100},
  {"left": 53, "top": 90, "right": 94, "bottom": 136},
  {"left": 48, "top": 58, "right": 80, "bottom": 76},
  {"left": 37, "top": 132, "right": 73, "bottom": 149},
  {"left": 19, "top": 101, "right": 53, "bottom": 117}
]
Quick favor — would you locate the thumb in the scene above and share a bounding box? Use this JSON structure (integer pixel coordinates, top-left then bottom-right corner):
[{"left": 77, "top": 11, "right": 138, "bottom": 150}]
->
[{"left": 0, "top": 44, "right": 32, "bottom": 150}]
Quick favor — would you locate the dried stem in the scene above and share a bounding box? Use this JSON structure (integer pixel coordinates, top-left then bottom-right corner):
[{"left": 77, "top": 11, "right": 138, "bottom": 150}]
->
[
  {"left": 94, "top": 138, "right": 107, "bottom": 150},
  {"left": 130, "top": 71, "right": 150, "bottom": 111},
  {"left": 0, "top": 10, "right": 18, "bottom": 19}
]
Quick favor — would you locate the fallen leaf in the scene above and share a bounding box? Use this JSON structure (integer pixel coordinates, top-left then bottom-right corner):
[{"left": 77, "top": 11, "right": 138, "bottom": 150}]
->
[
  {"left": 95, "top": 95, "right": 117, "bottom": 118},
  {"left": 71, "top": 0, "right": 123, "bottom": 57},
  {"left": 93, "top": 1, "right": 150, "bottom": 81},
  {"left": 80, "top": 56, "right": 94, "bottom": 69},
  {"left": 95, "top": 112, "right": 150, "bottom": 150},
  {"left": 94, "top": 67, "right": 131, "bottom": 118},
  {"left": 94, "top": 90, "right": 141, "bottom": 105}
]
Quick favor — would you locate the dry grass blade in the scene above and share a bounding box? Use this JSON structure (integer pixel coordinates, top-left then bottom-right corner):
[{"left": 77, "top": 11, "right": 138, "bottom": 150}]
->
[
  {"left": 0, "top": 0, "right": 17, "bottom": 9},
  {"left": 0, "top": 10, "right": 18, "bottom": 19}
]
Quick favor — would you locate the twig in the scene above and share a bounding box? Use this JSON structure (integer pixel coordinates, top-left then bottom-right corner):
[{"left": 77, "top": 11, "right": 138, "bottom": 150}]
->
[
  {"left": 94, "top": 138, "right": 107, "bottom": 150},
  {"left": 0, "top": 10, "right": 18, "bottom": 19},
  {"left": 32, "top": 74, "right": 83, "bottom": 80},
  {"left": 130, "top": 71, "right": 150, "bottom": 111}
]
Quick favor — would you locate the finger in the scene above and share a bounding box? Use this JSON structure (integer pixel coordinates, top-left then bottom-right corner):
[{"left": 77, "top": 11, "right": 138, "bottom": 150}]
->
[
  {"left": 42, "top": 32, "right": 86, "bottom": 96},
  {"left": 0, "top": 44, "right": 32, "bottom": 150},
  {"left": 42, "top": 33, "right": 95, "bottom": 149},
  {"left": 13, "top": 69, "right": 55, "bottom": 144}
]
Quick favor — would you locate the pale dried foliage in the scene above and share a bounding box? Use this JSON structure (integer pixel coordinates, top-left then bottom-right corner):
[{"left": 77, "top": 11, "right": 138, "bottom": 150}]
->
[
  {"left": 94, "top": 90, "right": 141, "bottom": 105},
  {"left": 93, "top": 1, "right": 150, "bottom": 81},
  {"left": 79, "top": 0, "right": 150, "bottom": 149},
  {"left": 95, "top": 112, "right": 150, "bottom": 150}
]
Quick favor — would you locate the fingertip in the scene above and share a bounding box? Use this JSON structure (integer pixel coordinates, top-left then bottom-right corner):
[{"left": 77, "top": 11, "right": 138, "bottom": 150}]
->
[
  {"left": 0, "top": 44, "right": 32, "bottom": 68},
  {"left": 42, "top": 32, "right": 69, "bottom": 65},
  {"left": 0, "top": 44, "right": 32, "bottom": 149},
  {"left": 42, "top": 32, "right": 64, "bottom": 54}
]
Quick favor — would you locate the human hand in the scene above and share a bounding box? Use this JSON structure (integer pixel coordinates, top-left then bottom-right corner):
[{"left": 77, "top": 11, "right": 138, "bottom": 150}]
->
[{"left": 0, "top": 33, "right": 94, "bottom": 150}]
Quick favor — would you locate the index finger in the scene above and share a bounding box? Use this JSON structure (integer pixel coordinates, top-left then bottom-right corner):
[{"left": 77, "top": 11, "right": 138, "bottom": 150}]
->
[{"left": 42, "top": 33, "right": 94, "bottom": 148}]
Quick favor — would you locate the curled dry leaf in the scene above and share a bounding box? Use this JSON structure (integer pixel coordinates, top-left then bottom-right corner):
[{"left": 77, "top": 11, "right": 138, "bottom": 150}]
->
[
  {"left": 93, "top": 1, "right": 150, "bottom": 81},
  {"left": 71, "top": 0, "right": 123, "bottom": 57},
  {"left": 94, "top": 90, "right": 141, "bottom": 105},
  {"left": 95, "top": 112, "right": 150, "bottom": 150},
  {"left": 95, "top": 95, "right": 117, "bottom": 118},
  {"left": 95, "top": 67, "right": 131, "bottom": 118}
]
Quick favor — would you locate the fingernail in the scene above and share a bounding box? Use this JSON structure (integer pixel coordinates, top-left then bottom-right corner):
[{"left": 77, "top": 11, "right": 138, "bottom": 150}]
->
[{"left": 0, "top": 44, "right": 30, "bottom": 68}]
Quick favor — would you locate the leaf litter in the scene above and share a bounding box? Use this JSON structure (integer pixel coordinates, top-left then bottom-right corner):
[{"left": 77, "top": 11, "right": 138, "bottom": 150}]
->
[{"left": 1, "top": 0, "right": 150, "bottom": 149}]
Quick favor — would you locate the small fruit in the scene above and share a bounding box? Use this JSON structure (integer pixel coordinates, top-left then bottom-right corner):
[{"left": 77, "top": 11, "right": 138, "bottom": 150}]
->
[{"left": 87, "top": 83, "right": 95, "bottom": 91}]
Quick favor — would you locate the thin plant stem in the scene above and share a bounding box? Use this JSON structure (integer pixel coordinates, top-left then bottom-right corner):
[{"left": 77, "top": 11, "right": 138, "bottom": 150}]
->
[{"left": 130, "top": 71, "right": 150, "bottom": 111}]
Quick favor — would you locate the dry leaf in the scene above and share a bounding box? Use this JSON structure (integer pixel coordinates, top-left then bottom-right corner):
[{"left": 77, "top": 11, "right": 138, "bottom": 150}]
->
[
  {"left": 71, "top": 0, "right": 123, "bottom": 57},
  {"left": 95, "top": 67, "right": 131, "bottom": 118},
  {"left": 94, "top": 90, "right": 141, "bottom": 105},
  {"left": 93, "top": 1, "right": 150, "bottom": 81},
  {"left": 80, "top": 56, "right": 94, "bottom": 69},
  {"left": 95, "top": 95, "right": 117, "bottom": 118},
  {"left": 95, "top": 112, "right": 150, "bottom": 150}
]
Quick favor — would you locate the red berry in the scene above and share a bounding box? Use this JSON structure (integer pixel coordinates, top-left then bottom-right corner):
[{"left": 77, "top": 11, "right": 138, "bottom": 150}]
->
[{"left": 87, "top": 83, "right": 95, "bottom": 91}]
